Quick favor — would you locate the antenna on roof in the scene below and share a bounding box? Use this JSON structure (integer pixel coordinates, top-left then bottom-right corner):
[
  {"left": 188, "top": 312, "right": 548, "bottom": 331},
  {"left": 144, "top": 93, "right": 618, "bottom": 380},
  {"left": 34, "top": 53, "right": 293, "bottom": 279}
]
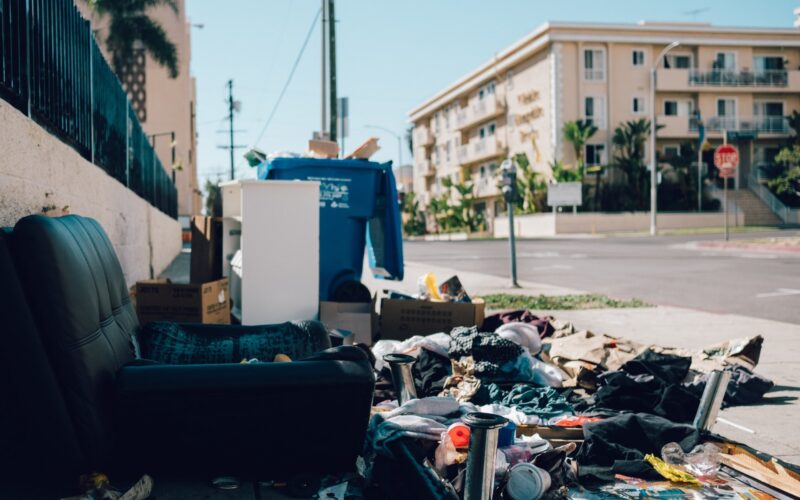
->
[{"left": 683, "top": 7, "right": 710, "bottom": 18}]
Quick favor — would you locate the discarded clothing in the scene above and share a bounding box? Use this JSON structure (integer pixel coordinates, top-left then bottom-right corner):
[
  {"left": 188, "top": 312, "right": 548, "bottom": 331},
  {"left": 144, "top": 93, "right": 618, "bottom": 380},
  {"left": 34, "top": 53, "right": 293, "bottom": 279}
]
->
[
  {"left": 482, "top": 310, "right": 555, "bottom": 338},
  {"left": 477, "top": 404, "right": 541, "bottom": 426},
  {"left": 448, "top": 327, "right": 523, "bottom": 372},
  {"left": 412, "top": 349, "right": 452, "bottom": 398},
  {"left": 576, "top": 350, "right": 700, "bottom": 423},
  {"left": 544, "top": 331, "right": 648, "bottom": 389},
  {"left": 575, "top": 413, "right": 701, "bottom": 481},
  {"left": 684, "top": 364, "right": 774, "bottom": 407},
  {"left": 485, "top": 384, "right": 574, "bottom": 421}
]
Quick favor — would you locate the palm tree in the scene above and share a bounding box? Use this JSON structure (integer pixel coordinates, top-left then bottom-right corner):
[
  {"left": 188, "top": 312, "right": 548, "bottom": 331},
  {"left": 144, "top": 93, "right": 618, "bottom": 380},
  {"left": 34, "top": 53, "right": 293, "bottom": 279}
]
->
[
  {"left": 89, "top": 0, "right": 180, "bottom": 78},
  {"left": 612, "top": 118, "right": 657, "bottom": 209},
  {"left": 563, "top": 120, "right": 598, "bottom": 174}
]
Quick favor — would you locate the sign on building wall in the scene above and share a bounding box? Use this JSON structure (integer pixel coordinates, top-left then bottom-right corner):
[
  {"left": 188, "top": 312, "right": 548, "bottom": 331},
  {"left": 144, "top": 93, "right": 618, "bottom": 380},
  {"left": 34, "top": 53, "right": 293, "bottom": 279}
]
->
[{"left": 547, "top": 182, "right": 582, "bottom": 207}]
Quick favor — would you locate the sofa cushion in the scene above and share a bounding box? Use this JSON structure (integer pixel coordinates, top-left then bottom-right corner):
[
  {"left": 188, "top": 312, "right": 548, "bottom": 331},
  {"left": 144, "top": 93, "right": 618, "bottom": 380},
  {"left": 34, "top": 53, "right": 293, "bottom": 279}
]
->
[
  {"left": 9, "top": 215, "right": 137, "bottom": 467},
  {"left": 139, "top": 320, "right": 332, "bottom": 364}
]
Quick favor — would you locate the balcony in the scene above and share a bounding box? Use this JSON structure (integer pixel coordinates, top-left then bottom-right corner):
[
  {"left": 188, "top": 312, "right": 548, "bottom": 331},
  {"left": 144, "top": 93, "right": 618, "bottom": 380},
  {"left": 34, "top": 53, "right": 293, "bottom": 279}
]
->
[
  {"left": 416, "top": 158, "right": 434, "bottom": 177},
  {"left": 456, "top": 97, "right": 506, "bottom": 130},
  {"left": 458, "top": 137, "right": 507, "bottom": 165},
  {"left": 415, "top": 127, "right": 433, "bottom": 147},
  {"left": 657, "top": 68, "right": 800, "bottom": 92},
  {"left": 689, "top": 116, "right": 790, "bottom": 135},
  {"left": 689, "top": 69, "right": 788, "bottom": 87}
]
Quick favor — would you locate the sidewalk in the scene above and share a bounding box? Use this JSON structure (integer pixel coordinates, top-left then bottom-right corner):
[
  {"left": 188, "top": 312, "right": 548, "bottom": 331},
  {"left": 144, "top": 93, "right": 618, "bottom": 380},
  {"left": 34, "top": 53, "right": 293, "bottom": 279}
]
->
[{"left": 365, "top": 260, "right": 800, "bottom": 463}]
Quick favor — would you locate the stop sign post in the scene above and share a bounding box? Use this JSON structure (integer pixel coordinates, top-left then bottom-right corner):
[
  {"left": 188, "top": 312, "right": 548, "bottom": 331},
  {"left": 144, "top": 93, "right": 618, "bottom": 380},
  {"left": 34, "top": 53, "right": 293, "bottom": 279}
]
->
[{"left": 714, "top": 144, "right": 739, "bottom": 241}]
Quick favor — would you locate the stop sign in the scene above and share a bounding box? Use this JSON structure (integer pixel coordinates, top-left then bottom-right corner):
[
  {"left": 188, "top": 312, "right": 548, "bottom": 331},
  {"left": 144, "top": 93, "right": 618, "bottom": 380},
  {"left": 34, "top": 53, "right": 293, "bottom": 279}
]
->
[{"left": 714, "top": 144, "right": 739, "bottom": 170}]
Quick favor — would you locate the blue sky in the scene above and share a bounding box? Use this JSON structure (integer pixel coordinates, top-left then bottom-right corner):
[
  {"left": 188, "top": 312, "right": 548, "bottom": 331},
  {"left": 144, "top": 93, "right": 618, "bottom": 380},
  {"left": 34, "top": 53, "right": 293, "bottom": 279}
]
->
[{"left": 186, "top": 0, "right": 798, "bottom": 186}]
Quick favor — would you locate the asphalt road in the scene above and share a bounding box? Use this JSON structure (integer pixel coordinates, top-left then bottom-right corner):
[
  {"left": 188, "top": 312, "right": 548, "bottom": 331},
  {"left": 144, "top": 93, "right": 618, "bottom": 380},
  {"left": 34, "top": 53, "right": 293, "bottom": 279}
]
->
[{"left": 404, "top": 230, "right": 800, "bottom": 324}]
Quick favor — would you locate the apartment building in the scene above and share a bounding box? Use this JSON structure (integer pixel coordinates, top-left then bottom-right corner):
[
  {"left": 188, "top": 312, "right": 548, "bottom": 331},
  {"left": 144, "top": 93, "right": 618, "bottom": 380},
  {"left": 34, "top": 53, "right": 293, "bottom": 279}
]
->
[
  {"left": 409, "top": 21, "right": 800, "bottom": 226},
  {"left": 78, "top": 0, "right": 201, "bottom": 224}
]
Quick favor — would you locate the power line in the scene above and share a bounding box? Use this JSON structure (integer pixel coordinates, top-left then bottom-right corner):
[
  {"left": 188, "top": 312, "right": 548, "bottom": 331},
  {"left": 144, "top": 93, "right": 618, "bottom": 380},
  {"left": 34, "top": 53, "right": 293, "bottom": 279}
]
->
[{"left": 251, "top": 7, "right": 322, "bottom": 148}]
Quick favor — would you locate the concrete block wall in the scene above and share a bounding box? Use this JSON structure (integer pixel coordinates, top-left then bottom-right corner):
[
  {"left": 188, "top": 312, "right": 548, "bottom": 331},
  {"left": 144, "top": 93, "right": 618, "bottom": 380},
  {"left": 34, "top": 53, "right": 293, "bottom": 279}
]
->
[{"left": 0, "top": 99, "right": 181, "bottom": 286}]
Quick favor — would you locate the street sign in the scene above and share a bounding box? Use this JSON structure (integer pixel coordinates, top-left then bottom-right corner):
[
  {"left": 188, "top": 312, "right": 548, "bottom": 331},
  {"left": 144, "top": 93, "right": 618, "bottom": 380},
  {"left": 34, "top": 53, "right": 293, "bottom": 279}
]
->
[
  {"left": 547, "top": 182, "right": 582, "bottom": 207},
  {"left": 714, "top": 144, "right": 739, "bottom": 242},
  {"left": 714, "top": 144, "right": 739, "bottom": 170}
]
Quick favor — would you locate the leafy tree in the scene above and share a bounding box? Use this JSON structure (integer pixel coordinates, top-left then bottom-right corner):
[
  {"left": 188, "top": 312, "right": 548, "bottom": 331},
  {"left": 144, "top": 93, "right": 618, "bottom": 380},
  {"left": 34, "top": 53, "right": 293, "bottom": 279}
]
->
[
  {"left": 786, "top": 110, "right": 800, "bottom": 146},
  {"left": 769, "top": 146, "right": 800, "bottom": 207},
  {"left": 512, "top": 153, "right": 547, "bottom": 213},
  {"left": 563, "top": 120, "right": 598, "bottom": 173},
  {"left": 550, "top": 160, "right": 583, "bottom": 183},
  {"left": 400, "top": 192, "right": 426, "bottom": 236},
  {"left": 89, "top": 0, "right": 180, "bottom": 78},
  {"left": 204, "top": 179, "right": 221, "bottom": 216}
]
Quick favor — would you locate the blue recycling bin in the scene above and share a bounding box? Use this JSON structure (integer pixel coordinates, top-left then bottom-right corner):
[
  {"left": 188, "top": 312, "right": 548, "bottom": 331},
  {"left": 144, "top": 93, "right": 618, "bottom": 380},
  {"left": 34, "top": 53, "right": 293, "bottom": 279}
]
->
[{"left": 258, "top": 157, "right": 404, "bottom": 301}]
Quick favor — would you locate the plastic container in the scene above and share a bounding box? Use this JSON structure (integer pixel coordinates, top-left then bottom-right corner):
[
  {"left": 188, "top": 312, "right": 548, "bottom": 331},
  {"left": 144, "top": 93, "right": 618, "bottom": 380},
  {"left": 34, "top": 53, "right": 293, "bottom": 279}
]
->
[
  {"left": 259, "top": 157, "right": 403, "bottom": 300},
  {"left": 503, "top": 463, "right": 551, "bottom": 500}
]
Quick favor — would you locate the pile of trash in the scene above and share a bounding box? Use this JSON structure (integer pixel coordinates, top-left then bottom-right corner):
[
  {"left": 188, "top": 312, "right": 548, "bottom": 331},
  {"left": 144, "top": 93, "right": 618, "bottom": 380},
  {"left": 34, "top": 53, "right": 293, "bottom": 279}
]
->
[{"left": 360, "top": 309, "right": 783, "bottom": 499}]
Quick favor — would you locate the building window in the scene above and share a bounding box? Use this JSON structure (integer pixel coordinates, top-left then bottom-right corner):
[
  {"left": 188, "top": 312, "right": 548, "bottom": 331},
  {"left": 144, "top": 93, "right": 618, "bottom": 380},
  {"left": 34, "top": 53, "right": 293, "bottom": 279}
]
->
[
  {"left": 446, "top": 140, "right": 452, "bottom": 162},
  {"left": 507, "top": 111, "right": 515, "bottom": 131},
  {"left": 663, "top": 145, "right": 681, "bottom": 160},
  {"left": 506, "top": 70, "right": 514, "bottom": 90},
  {"left": 444, "top": 106, "right": 450, "bottom": 130},
  {"left": 584, "top": 96, "right": 605, "bottom": 129},
  {"left": 664, "top": 54, "right": 692, "bottom": 69},
  {"left": 585, "top": 144, "right": 606, "bottom": 165},
  {"left": 583, "top": 48, "right": 605, "bottom": 80},
  {"left": 479, "top": 122, "right": 496, "bottom": 139},
  {"left": 632, "top": 96, "right": 646, "bottom": 114},
  {"left": 434, "top": 112, "right": 440, "bottom": 132},
  {"left": 754, "top": 101, "right": 784, "bottom": 117},
  {"left": 664, "top": 99, "right": 694, "bottom": 117},
  {"left": 717, "top": 98, "right": 737, "bottom": 117},
  {"left": 632, "top": 50, "right": 645, "bottom": 66},
  {"left": 715, "top": 52, "right": 736, "bottom": 70},
  {"left": 478, "top": 81, "right": 496, "bottom": 100},
  {"left": 754, "top": 56, "right": 785, "bottom": 71}
]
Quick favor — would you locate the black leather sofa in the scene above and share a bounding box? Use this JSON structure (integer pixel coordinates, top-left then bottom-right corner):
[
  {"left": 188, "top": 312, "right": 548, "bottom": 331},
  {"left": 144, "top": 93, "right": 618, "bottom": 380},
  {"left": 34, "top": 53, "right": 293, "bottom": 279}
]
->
[{"left": 0, "top": 215, "right": 374, "bottom": 488}]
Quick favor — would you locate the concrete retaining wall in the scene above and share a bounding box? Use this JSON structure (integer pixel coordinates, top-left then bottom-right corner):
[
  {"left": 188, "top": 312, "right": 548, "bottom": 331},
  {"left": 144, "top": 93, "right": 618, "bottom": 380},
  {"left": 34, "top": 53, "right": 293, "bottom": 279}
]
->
[
  {"left": 0, "top": 99, "right": 181, "bottom": 286},
  {"left": 494, "top": 210, "right": 743, "bottom": 237}
]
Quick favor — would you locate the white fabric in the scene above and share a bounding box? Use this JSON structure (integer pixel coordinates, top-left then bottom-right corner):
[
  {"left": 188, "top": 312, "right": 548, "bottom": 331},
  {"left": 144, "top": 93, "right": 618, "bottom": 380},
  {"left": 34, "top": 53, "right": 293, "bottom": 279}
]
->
[
  {"left": 496, "top": 323, "right": 543, "bottom": 355},
  {"left": 478, "top": 403, "right": 541, "bottom": 426}
]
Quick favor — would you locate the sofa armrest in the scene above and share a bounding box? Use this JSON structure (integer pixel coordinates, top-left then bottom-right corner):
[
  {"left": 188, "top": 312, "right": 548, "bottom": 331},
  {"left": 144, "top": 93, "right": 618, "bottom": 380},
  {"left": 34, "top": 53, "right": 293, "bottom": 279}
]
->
[{"left": 113, "top": 355, "right": 374, "bottom": 478}]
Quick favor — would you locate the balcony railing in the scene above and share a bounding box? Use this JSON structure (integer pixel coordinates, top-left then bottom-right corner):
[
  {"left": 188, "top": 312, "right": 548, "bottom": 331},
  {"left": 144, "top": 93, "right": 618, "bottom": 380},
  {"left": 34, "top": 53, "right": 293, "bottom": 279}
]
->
[
  {"left": 456, "top": 97, "right": 505, "bottom": 130},
  {"left": 584, "top": 69, "right": 605, "bottom": 81},
  {"left": 458, "top": 137, "right": 506, "bottom": 165},
  {"left": 688, "top": 69, "right": 789, "bottom": 87},
  {"left": 0, "top": 0, "right": 177, "bottom": 218},
  {"left": 690, "top": 116, "right": 790, "bottom": 134},
  {"left": 473, "top": 178, "right": 499, "bottom": 198}
]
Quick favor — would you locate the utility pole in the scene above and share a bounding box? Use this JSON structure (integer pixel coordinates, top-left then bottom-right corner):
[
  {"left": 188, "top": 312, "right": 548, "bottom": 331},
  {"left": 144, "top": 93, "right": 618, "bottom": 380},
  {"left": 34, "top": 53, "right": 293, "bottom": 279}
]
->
[
  {"left": 321, "top": 0, "right": 327, "bottom": 137},
  {"left": 328, "top": 0, "right": 338, "bottom": 142},
  {"left": 227, "top": 79, "right": 236, "bottom": 180}
]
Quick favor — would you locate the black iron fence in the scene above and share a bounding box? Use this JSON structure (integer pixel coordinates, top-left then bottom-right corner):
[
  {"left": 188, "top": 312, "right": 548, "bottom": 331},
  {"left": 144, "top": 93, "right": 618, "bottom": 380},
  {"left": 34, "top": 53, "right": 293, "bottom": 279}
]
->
[{"left": 0, "top": 0, "right": 177, "bottom": 219}]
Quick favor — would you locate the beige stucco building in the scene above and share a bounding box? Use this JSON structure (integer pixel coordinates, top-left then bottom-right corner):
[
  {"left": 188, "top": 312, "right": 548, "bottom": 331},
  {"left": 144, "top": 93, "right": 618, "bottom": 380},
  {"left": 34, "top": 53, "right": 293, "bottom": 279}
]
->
[
  {"left": 78, "top": 0, "right": 201, "bottom": 224},
  {"left": 409, "top": 21, "right": 800, "bottom": 227}
]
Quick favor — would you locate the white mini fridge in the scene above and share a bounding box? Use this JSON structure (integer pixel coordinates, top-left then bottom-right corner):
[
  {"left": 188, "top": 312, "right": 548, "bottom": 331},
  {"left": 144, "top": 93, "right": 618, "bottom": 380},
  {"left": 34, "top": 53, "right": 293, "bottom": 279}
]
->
[{"left": 220, "top": 179, "right": 320, "bottom": 325}]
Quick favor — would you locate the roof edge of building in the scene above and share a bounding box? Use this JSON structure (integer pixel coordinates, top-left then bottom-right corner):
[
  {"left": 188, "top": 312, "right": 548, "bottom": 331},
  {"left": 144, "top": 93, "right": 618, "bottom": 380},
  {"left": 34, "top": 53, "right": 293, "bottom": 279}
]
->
[{"left": 408, "top": 20, "right": 800, "bottom": 123}]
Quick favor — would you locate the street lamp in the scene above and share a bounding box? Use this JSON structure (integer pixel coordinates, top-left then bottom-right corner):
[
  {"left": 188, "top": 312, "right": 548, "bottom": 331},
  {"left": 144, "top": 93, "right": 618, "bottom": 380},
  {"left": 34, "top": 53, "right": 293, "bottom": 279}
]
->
[
  {"left": 650, "top": 41, "right": 680, "bottom": 236},
  {"left": 364, "top": 124, "right": 403, "bottom": 167}
]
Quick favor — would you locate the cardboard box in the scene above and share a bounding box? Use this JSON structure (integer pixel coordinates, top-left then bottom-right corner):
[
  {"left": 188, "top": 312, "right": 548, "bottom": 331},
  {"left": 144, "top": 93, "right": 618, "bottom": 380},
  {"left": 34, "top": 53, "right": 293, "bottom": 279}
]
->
[
  {"left": 190, "top": 216, "right": 223, "bottom": 284},
  {"left": 379, "top": 298, "right": 485, "bottom": 341},
  {"left": 320, "top": 299, "right": 377, "bottom": 345},
  {"left": 308, "top": 139, "right": 340, "bottom": 158},
  {"left": 135, "top": 278, "right": 230, "bottom": 325}
]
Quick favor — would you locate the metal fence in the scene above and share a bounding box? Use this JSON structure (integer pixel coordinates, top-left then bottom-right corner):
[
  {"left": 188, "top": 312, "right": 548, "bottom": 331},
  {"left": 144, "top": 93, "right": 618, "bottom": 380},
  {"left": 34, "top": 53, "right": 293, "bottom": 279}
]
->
[{"left": 0, "top": 0, "right": 177, "bottom": 218}]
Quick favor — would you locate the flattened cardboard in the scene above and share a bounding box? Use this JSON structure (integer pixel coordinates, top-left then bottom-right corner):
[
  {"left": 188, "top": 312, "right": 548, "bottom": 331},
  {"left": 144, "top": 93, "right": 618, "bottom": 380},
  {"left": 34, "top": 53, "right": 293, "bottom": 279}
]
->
[
  {"left": 379, "top": 298, "right": 485, "bottom": 341},
  {"left": 135, "top": 278, "right": 230, "bottom": 325},
  {"left": 190, "top": 216, "right": 223, "bottom": 284},
  {"left": 320, "top": 298, "right": 376, "bottom": 345}
]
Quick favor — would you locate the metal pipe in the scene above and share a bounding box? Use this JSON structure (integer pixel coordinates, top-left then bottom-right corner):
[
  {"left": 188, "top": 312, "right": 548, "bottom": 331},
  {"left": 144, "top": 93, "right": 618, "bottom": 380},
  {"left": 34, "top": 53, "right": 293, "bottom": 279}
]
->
[
  {"left": 693, "top": 370, "right": 732, "bottom": 432},
  {"left": 463, "top": 412, "right": 508, "bottom": 500},
  {"left": 383, "top": 353, "right": 417, "bottom": 405}
]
